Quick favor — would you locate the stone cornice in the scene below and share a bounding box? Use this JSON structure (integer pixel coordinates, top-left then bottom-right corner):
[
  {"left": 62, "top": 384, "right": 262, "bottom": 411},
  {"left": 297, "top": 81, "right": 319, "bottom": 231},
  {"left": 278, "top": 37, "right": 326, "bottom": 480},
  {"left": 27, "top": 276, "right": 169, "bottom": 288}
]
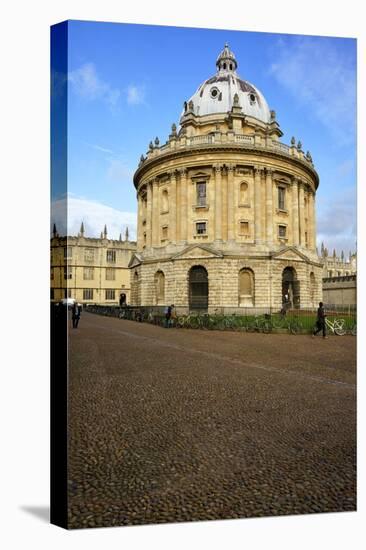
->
[{"left": 134, "top": 143, "right": 319, "bottom": 192}]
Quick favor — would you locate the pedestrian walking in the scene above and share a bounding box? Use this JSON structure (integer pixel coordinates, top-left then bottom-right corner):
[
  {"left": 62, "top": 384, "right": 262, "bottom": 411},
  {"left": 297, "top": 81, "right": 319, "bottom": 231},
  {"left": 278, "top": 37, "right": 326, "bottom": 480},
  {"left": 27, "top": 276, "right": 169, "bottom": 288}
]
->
[
  {"left": 165, "top": 304, "right": 173, "bottom": 328},
  {"left": 313, "top": 301, "right": 327, "bottom": 338},
  {"left": 72, "top": 302, "right": 82, "bottom": 329}
]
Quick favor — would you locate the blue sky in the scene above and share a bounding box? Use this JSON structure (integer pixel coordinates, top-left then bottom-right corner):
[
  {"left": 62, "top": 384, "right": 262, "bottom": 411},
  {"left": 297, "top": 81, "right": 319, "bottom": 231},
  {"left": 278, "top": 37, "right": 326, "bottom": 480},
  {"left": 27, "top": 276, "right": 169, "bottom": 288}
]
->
[{"left": 51, "top": 20, "right": 357, "bottom": 256}]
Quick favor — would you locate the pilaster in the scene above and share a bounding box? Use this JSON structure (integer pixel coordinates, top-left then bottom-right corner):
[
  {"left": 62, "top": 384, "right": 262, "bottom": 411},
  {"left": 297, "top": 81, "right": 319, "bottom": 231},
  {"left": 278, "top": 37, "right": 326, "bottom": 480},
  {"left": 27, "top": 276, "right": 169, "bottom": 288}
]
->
[
  {"left": 265, "top": 168, "right": 273, "bottom": 244},
  {"left": 169, "top": 170, "right": 177, "bottom": 242},
  {"left": 214, "top": 164, "right": 222, "bottom": 241},
  {"left": 227, "top": 164, "right": 235, "bottom": 241},
  {"left": 291, "top": 177, "right": 299, "bottom": 246},
  {"left": 254, "top": 166, "right": 263, "bottom": 243}
]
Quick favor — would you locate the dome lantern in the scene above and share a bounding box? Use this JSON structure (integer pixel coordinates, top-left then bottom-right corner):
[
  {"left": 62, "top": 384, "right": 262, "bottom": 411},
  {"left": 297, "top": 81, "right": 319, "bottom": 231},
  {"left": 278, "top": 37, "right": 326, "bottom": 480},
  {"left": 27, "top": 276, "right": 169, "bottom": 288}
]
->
[{"left": 216, "top": 43, "right": 238, "bottom": 73}]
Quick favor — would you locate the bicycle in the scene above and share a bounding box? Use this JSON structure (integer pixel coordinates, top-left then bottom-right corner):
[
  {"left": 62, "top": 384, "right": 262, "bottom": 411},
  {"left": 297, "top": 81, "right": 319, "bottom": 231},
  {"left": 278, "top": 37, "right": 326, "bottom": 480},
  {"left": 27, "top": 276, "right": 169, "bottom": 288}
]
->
[
  {"left": 324, "top": 317, "right": 346, "bottom": 336},
  {"left": 271, "top": 312, "right": 302, "bottom": 334},
  {"left": 247, "top": 314, "right": 272, "bottom": 333}
]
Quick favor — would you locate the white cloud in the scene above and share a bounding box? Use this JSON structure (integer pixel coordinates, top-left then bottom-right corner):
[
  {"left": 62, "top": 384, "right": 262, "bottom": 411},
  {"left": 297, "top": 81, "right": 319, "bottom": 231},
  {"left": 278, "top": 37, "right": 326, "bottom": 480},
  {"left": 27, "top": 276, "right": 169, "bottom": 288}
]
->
[
  {"left": 269, "top": 37, "right": 356, "bottom": 145},
  {"left": 316, "top": 186, "right": 357, "bottom": 255},
  {"left": 126, "top": 84, "right": 145, "bottom": 105},
  {"left": 86, "top": 143, "right": 116, "bottom": 155},
  {"left": 51, "top": 195, "right": 136, "bottom": 240},
  {"left": 68, "top": 63, "right": 120, "bottom": 108}
]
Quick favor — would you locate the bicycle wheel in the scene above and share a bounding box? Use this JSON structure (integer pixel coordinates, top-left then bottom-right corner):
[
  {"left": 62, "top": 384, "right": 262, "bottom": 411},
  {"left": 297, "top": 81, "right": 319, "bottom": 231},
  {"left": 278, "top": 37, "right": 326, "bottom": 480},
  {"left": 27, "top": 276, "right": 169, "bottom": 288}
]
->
[
  {"left": 289, "top": 319, "right": 301, "bottom": 334},
  {"left": 351, "top": 324, "right": 357, "bottom": 336},
  {"left": 176, "top": 316, "right": 186, "bottom": 328},
  {"left": 334, "top": 318, "right": 346, "bottom": 336},
  {"left": 189, "top": 315, "right": 200, "bottom": 329}
]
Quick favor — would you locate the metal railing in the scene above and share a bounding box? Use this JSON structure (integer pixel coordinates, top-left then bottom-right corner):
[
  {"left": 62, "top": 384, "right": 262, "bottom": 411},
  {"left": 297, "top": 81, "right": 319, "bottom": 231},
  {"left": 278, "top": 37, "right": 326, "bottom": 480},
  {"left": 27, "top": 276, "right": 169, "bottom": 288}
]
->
[{"left": 85, "top": 304, "right": 357, "bottom": 335}]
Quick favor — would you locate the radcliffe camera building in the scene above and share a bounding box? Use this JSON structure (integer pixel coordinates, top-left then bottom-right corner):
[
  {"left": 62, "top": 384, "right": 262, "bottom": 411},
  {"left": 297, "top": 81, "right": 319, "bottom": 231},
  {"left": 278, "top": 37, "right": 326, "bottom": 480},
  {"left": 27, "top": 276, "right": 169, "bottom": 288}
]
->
[{"left": 129, "top": 44, "right": 323, "bottom": 310}]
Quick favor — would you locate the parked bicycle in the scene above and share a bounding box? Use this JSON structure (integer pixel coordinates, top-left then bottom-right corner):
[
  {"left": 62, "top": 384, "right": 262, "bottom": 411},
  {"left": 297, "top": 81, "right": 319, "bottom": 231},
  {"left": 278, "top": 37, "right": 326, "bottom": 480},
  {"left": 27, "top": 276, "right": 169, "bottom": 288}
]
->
[
  {"left": 324, "top": 316, "right": 346, "bottom": 336},
  {"left": 271, "top": 313, "right": 303, "bottom": 334}
]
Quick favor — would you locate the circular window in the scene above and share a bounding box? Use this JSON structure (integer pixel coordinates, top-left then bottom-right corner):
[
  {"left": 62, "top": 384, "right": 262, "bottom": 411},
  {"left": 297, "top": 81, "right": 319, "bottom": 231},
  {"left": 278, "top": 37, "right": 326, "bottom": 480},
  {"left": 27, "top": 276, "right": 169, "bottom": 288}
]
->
[
  {"left": 210, "top": 87, "right": 219, "bottom": 99},
  {"left": 249, "top": 93, "right": 256, "bottom": 104}
]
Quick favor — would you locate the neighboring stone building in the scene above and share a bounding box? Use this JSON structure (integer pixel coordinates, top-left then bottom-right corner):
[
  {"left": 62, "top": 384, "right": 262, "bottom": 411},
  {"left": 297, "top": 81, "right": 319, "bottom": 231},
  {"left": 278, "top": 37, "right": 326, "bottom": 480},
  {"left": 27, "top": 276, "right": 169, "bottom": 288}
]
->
[
  {"left": 130, "top": 44, "right": 323, "bottom": 311},
  {"left": 320, "top": 242, "right": 357, "bottom": 278},
  {"left": 51, "top": 223, "right": 136, "bottom": 305},
  {"left": 318, "top": 244, "right": 357, "bottom": 307},
  {"left": 322, "top": 275, "right": 356, "bottom": 308}
]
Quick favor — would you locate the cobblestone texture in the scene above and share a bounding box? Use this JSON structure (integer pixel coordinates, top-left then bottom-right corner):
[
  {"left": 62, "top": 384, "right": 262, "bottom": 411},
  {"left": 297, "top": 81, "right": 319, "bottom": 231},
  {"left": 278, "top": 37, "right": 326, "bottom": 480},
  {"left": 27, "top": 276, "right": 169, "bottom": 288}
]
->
[{"left": 68, "top": 312, "right": 356, "bottom": 529}]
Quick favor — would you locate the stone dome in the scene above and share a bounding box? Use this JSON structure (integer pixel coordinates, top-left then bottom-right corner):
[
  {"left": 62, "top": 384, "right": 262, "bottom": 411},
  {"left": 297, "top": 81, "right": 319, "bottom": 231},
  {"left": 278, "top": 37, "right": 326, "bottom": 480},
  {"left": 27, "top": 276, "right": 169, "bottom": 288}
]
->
[{"left": 180, "top": 43, "right": 271, "bottom": 124}]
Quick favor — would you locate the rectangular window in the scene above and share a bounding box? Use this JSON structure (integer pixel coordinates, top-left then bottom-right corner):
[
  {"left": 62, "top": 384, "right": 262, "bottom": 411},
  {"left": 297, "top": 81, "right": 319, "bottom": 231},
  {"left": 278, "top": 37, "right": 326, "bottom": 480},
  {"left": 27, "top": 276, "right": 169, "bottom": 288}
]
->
[
  {"left": 50, "top": 268, "right": 54, "bottom": 280},
  {"left": 84, "top": 248, "right": 94, "bottom": 262},
  {"left": 63, "top": 266, "right": 72, "bottom": 279},
  {"left": 83, "top": 288, "right": 94, "bottom": 300},
  {"left": 64, "top": 288, "right": 72, "bottom": 298},
  {"left": 278, "top": 225, "right": 287, "bottom": 238},
  {"left": 106, "top": 249, "right": 116, "bottom": 263},
  {"left": 196, "top": 182, "right": 206, "bottom": 206},
  {"left": 278, "top": 187, "right": 286, "bottom": 210},
  {"left": 161, "top": 226, "right": 168, "bottom": 241},
  {"left": 240, "top": 221, "right": 249, "bottom": 235},
  {"left": 105, "top": 267, "right": 116, "bottom": 280},
  {"left": 64, "top": 246, "right": 72, "bottom": 259},
  {"left": 50, "top": 288, "right": 54, "bottom": 300},
  {"left": 105, "top": 289, "right": 115, "bottom": 300},
  {"left": 83, "top": 267, "right": 94, "bottom": 280},
  {"left": 196, "top": 221, "right": 207, "bottom": 235}
]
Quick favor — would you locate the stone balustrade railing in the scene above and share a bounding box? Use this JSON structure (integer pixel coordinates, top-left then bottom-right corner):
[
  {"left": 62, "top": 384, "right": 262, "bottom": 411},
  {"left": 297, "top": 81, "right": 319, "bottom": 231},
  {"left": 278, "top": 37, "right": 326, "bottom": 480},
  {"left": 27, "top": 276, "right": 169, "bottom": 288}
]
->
[{"left": 141, "top": 132, "right": 314, "bottom": 168}]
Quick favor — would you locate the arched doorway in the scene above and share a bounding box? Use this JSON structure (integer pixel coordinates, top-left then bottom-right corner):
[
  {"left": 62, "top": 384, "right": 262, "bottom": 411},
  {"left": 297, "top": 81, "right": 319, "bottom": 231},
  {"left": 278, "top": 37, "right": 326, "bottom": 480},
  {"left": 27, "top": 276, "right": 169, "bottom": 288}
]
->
[
  {"left": 154, "top": 270, "right": 165, "bottom": 305},
  {"left": 189, "top": 266, "right": 208, "bottom": 311},
  {"left": 282, "top": 267, "right": 300, "bottom": 309}
]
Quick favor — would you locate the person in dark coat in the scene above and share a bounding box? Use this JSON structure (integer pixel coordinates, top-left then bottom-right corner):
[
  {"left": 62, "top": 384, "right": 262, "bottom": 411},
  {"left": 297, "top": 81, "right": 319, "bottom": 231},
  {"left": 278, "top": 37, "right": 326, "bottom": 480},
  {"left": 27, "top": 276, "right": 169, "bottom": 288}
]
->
[
  {"left": 313, "top": 301, "right": 327, "bottom": 338},
  {"left": 72, "top": 302, "right": 82, "bottom": 329},
  {"left": 165, "top": 305, "right": 173, "bottom": 328}
]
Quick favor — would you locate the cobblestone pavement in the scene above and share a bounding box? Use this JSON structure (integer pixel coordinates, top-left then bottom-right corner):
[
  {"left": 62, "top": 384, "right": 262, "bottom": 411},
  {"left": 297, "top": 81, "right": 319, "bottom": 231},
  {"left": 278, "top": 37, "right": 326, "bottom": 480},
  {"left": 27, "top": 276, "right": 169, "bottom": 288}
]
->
[{"left": 68, "top": 312, "right": 356, "bottom": 529}]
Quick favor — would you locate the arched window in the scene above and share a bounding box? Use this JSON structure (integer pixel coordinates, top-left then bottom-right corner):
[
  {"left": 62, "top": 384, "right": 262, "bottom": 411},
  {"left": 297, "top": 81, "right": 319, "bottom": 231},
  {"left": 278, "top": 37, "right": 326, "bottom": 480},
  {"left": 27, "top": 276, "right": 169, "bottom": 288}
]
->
[
  {"left": 239, "top": 269, "right": 254, "bottom": 306},
  {"left": 154, "top": 270, "right": 165, "bottom": 305},
  {"left": 161, "top": 189, "right": 169, "bottom": 212},
  {"left": 240, "top": 181, "right": 248, "bottom": 204}
]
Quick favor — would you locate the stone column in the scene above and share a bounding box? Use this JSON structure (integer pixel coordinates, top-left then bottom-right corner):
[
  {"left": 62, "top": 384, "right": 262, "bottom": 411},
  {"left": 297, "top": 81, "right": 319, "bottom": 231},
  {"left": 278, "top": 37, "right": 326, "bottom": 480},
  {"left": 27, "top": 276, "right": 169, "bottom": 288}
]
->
[
  {"left": 146, "top": 181, "right": 152, "bottom": 248},
  {"left": 265, "top": 168, "right": 273, "bottom": 244},
  {"left": 298, "top": 181, "right": 306, "bottom": 247},
  {"left": 214, "top": 164, "right": 222, "bottom": 241},
  {"left": 308, "top": 191, "right": 316, "bottom": 250},
  {"left": 311, "top": 191, "right": 317, "bottom": 250},
  {"left": 227, "top": 164, "right": 235, "bottom": 241},
  {"left": 254, "top": 166, "right": 262, "bottom": 243},
  {"left": 291, "top": 177, "right": 299, "bottom": 246},
  {"left": 179, "top": 168, "right": 187, "bottom": 243},
  {"left": 152, "top": 179, "right": 159, "bottom": 246},
  {"left": 137, "top": 194, "right": 143, "bottom": 250},
  {"left": 169, "top": 170, "right": 177, "bottom": 243}
]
